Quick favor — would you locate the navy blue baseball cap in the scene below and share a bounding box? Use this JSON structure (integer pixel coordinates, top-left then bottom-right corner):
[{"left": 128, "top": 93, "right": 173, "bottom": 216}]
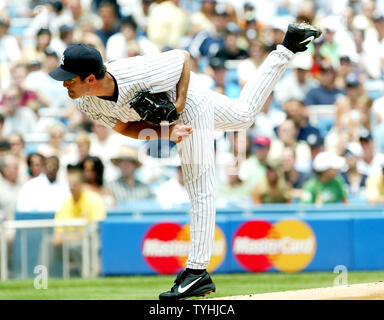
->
[{"left": 49, "top": 43, "right": 103, "bottom": 81}]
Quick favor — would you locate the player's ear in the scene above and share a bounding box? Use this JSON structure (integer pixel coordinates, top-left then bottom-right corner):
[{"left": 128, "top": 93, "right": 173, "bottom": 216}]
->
[{"left": 85, "top": 74, "right": 97, "bottom": 85}]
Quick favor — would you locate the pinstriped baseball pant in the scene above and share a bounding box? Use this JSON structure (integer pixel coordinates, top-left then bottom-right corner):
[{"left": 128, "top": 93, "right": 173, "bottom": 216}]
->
[{"left": 178, "top": 45, "right": 293, "bottom": 269}]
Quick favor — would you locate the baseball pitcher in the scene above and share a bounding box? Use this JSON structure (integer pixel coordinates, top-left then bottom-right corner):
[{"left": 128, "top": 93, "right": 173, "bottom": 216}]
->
[{"left": 49, "top": 23, "right": 321, "bottom": 300}]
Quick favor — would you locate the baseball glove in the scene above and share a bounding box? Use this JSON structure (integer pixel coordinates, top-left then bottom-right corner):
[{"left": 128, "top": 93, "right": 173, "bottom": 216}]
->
[{"left": 129, "top": 91, "right": 179, "bottom": 126}]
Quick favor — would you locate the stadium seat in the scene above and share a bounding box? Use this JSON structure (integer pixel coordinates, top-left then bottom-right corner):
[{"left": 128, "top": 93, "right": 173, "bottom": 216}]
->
[
  {"left": 365, "top": 79, "right": 384, "bottom": 101},
  {"left": 307, "top": 104, "right": 335, "bottom": 137}
]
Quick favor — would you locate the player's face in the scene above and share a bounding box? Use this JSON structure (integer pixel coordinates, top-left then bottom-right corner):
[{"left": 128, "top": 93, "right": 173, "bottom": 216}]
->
[{"left": 63, "top": 76, "right": 89, "bottom": 99}]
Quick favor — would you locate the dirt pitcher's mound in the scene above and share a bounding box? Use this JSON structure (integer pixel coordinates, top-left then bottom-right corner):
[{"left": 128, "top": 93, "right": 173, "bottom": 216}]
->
[{"left": 212, "top": 281, "right": 384, "bottom": 300}]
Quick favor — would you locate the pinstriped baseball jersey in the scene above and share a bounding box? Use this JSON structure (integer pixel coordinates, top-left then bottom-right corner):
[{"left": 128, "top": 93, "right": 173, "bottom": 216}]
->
[
  {"left": 177, "top": 44, "right": 293, "bottom": 269},
  {"left": 76, "top": 49, "right": 209, "bottom": 128},
  {"left": 74, "top": 44, "right": 294, "bottom": 270}
]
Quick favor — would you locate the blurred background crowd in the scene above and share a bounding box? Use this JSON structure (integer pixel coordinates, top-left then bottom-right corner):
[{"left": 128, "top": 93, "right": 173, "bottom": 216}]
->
[{"left": 1, "top": 0, "right": 384, "bottom": 223}]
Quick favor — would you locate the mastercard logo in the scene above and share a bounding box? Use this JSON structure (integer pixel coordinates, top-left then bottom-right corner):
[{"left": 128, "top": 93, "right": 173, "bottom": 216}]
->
[
  {"left": 232, "top": 219, "right": 316, "bottom": 273},
  {"left": 142, "top": 222, "right": 226, "bottom": 274}
]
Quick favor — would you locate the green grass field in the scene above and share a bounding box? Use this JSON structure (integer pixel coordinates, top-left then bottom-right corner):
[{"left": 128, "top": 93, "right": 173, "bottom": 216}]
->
[{"left": 1, "top": 271, "right": 384, "bottom": 300}]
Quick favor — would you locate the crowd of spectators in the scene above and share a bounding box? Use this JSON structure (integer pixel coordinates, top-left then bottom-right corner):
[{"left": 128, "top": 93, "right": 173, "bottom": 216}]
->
[{"left": 1, "top": 0, "right": 384, "bottom": 221}]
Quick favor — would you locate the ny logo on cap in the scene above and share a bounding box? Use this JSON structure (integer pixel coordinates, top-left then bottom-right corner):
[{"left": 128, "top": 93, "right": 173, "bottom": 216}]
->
[{"left": 60, "top": 53, "right": 65, "bottom": 66}]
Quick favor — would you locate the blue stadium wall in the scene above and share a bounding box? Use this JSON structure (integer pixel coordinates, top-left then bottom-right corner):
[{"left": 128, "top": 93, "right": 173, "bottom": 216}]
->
[
  {"left": 13, "top": 204, "right": 384, "bottom": 277},
  {"left": 99, "top": 208, "right": 384, "bottom": 275}
]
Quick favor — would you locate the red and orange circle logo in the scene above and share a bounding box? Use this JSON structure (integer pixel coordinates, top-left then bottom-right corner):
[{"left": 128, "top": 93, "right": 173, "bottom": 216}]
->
[
  {"left": 232, "top": 219, "right": 316, "bottom": 273},
  {"left": 142, "top": 222, "right": 226, "bottom": 274}
]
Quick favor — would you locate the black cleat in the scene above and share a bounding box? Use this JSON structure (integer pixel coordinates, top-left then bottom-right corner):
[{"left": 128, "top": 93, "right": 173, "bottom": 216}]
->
[
  {"left": 159, "top": 269, "right": 216, "bottom": 300},
  {"left": 282, "top": 23, "right": 322, "bottom": 53}
]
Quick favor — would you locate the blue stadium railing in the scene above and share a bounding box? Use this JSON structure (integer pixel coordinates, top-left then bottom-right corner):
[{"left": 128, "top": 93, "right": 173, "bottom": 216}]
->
[{"left": 14, "top": 202, "right": 384, "bottom": 221}]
